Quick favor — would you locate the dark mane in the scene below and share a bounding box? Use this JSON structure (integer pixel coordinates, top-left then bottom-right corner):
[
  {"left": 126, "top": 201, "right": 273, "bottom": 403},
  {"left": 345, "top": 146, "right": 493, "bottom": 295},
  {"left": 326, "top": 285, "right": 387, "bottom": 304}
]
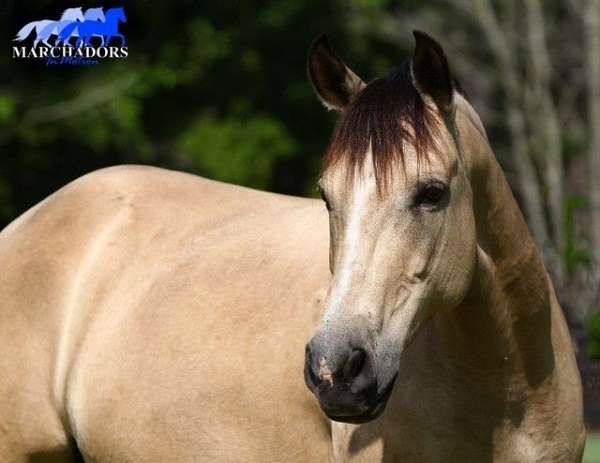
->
[{"left": 323, "top": 61, "right": 442, "bottom": 190}]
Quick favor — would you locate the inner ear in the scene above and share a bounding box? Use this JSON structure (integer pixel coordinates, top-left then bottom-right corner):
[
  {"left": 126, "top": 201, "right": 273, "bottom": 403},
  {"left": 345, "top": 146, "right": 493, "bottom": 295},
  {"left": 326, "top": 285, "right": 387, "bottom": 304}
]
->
[
  {"left": 307, "top": 34, "right": 365, "bottom": 111},
  {"left": 411, "top": 30, "right": 454, "bottom": 113}
]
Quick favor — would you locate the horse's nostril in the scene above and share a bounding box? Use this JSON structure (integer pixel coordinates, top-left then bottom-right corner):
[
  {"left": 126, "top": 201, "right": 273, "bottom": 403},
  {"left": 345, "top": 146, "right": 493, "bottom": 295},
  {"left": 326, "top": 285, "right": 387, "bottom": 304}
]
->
[
  {"left": 344, "top": 348, "right": 367, "bottom": 380},
  {"left": 304, "top": 344, "right": 321, "bottom": 388}
]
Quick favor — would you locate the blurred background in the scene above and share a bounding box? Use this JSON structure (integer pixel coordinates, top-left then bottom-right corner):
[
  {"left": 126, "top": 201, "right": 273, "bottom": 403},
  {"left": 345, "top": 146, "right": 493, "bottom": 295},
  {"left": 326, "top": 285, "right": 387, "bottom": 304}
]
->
[{"left": 1, "top": 0, "right": 599, "bottom": 457}]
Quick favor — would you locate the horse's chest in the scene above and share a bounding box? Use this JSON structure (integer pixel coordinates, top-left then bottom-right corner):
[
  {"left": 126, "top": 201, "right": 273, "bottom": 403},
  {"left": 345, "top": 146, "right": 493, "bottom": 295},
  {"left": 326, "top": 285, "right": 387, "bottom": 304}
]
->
[
  {"left": 329, "top": 375, "right": 561, "bottom": 463},
  {"left": 329, "top": 417, "right": 493, "bottom": 463},
  {"left": 328, "top": 368, "right": 508, "bottom": 462},
  {"left": 329, "top": 413, "right": 545, "bottom": 463}
]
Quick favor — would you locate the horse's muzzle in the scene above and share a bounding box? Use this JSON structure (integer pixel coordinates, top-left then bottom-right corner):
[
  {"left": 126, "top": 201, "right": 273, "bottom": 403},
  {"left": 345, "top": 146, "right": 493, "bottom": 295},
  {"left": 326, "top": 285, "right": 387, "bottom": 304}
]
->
[{"left": 304, "top": 339, "right": 397, "bottom": 424}]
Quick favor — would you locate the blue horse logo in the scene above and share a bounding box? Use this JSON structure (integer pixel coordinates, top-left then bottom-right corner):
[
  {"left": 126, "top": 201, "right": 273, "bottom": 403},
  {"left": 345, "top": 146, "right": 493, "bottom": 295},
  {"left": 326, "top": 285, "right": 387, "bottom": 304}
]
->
[
  {"left": 14, "top": 7, "right": 126, "bottom": 48},
  {"left": 14, "top": 7, "right": 84, "bottom": 47},
  {"left": 59, "top": 7, "right": 127, "bottom": 47}
]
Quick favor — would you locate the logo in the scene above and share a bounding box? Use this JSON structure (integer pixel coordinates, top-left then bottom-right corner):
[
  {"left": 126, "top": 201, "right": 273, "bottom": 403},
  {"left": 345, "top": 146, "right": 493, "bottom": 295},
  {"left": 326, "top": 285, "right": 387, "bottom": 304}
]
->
[{"left": 12, "top": 6, "right": 128, "bottom": 66}]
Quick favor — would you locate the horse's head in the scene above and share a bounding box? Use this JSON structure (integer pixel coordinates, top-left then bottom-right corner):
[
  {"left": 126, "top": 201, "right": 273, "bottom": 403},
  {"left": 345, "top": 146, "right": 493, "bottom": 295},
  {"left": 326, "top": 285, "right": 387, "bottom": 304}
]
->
[
  {"left": 304, "top": 32, "right": 478, "bottom": 423},
  {"left": 106, "top": 7, "right": 127, "bottom": 23},
  {"left": 84, "top": 8, "right": 106, "bottom": 22},
  {"left": 61, "top": 7, "right": 84, "bottom": 22}
]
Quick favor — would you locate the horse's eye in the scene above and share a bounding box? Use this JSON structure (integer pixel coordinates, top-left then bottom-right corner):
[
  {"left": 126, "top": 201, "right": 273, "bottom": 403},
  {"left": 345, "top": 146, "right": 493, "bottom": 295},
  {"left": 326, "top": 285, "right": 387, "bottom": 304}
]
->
[
  {"left": 414, "top": 182, "right": 447, "bottom": 208},
  {"left": 318, "top": 186, "right": 332, "bottom": 211}
]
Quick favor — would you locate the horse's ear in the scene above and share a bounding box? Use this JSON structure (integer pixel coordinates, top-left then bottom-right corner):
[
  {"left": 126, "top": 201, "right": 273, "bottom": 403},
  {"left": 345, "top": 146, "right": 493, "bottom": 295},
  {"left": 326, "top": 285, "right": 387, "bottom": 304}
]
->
[
  {"left": 411, "top": 31, "right": 454, "bottom": 114},
  {"left": 307, "top": 34, "right": 365, "bottom": 111}
]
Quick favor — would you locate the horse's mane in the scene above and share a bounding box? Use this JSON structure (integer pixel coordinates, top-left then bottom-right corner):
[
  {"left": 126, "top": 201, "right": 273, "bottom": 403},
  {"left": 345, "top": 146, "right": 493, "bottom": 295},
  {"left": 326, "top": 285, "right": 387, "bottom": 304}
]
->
[
  {"left": 60, "top": 8, "right": 81, "bottom": 20},
  {"left": 323, "top": 61, "right": 443, "bottom": 191}
]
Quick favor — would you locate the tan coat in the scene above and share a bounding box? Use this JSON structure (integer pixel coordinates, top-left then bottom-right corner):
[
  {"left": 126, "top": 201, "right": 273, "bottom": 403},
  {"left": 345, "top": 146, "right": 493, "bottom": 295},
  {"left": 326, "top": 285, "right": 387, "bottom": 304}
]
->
[
  {"left": 0, "top": 166, "right": 332, "bottom": 462},
  {"left": 0, "top": 110, "right": 585, "bottom": 460},
  {"left": 0, "top": 33, "right": 586, "bottom": 462}
]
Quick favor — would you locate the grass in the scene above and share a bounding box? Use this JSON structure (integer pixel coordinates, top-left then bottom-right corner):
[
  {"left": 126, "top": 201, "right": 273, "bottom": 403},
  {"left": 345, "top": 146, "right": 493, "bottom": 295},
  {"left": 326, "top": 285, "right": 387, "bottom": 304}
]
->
[{"left": 585, "top": 433, "right": 600, "bottom": 463}]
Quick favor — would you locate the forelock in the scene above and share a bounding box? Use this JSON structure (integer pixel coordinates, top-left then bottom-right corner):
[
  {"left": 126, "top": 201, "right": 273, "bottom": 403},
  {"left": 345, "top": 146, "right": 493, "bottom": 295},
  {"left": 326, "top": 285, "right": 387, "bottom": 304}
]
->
[{"left": 322, "top": 61, "right": 444, "bottom": 192}]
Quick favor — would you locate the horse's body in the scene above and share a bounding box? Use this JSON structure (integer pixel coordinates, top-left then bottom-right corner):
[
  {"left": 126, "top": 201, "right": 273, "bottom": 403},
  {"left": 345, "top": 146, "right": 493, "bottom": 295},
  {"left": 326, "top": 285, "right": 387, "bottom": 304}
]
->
[
  {"left": 0, "top": 166, "right": 331, "bottom": 462},
  {"left": 59, "top": 8, "right": 126, "bottom": 48},
  {"left": 13, "top": 8, "right": 85, "bottom": 47},
  {"left": 40, "top": 8, "right": 106, "bottom": 47},
  {"left": 0, "top": 32, "right": 584, "bottom": 462}
]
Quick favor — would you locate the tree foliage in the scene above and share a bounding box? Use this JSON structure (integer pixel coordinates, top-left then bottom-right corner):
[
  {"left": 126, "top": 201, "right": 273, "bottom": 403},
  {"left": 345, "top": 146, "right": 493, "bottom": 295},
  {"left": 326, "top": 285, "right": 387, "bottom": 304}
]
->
[{"left": 0, "top": 0, "right": 376, "bottom": 225}]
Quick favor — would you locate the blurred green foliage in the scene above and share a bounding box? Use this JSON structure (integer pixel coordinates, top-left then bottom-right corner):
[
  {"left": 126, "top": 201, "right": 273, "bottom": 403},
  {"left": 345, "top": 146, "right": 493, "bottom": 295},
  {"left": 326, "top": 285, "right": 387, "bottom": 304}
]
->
[
  {"left": 584, "top": 434, "right": 600, "bottom": 463},
  {"left": 0, "top": 0, "right": 403, "bottom": 228},
  {"left": 179, "top": 114, "right": 295, "bottom": 188},
  {"left": 589, "top": 313, "right": 600, "bottom": 359}
]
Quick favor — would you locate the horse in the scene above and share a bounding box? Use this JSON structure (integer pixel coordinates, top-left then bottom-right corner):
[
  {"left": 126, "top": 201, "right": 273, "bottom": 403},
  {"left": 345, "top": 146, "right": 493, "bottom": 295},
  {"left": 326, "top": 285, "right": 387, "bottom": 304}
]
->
[
  {"left": 0, "top": 31, "right": 584, "bottom": 463},
  {"left": 59, "top": 7, "right": 126, "bottom": 48},
  {"left": 302, "top": 32, "right": 586, "bottom": 461},
  {"left": 13, "top": 8, "right": 84, "bottom": 48},
  {"left": 41, "top": 8, "right": 106, "bottom": 48}
]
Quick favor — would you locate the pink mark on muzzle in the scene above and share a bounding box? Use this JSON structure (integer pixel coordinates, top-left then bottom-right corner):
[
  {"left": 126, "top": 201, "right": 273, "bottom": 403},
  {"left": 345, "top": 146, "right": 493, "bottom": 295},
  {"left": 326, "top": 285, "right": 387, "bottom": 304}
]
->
[{"left": 319, "top": 357, "right": 334, "bottom": 386}]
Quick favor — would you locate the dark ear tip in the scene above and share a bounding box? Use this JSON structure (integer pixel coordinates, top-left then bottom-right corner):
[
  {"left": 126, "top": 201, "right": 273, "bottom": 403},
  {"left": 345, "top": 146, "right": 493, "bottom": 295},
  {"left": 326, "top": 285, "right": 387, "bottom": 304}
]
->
[
  {"left": 307, "top": 33, "right": 330, "bottom": 75},
  {"left": 412, "top": 30, "right": 445, "bottom": 55},
  {"left": 411, "top": 30, "right": 453, "bottom": 111},
  {"left": 310, "top": 33, "right": 330, "bottom": 53},
  {"left": 412, "top": 30, "right": 426, "bottom": 40},
  {"left": 412, "top": 30, "right": 431, "bottom": 45}
]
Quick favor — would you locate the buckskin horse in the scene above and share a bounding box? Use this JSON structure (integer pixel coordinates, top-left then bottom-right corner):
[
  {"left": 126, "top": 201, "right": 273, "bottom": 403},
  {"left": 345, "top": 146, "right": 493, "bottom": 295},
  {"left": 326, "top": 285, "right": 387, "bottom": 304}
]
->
[{"left": 0, "top": 32, "right": 584, "bottom": 462}]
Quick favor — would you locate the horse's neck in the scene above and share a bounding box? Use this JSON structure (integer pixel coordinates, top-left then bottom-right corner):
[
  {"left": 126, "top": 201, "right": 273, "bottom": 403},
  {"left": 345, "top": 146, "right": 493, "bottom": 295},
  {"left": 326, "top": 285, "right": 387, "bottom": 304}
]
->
[
  {"left": 456, "top": 97, "right": 551, "bottom": 313},
  {"left": 433, "top": 97, "right": 555, "bottom": 387}
]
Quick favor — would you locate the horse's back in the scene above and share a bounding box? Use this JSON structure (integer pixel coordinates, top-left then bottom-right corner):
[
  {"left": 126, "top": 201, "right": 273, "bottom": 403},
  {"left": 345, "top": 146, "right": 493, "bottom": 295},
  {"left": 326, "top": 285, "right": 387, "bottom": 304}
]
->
[{"left": 0, "top": 165, "right": 332, "bottom": 462}]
